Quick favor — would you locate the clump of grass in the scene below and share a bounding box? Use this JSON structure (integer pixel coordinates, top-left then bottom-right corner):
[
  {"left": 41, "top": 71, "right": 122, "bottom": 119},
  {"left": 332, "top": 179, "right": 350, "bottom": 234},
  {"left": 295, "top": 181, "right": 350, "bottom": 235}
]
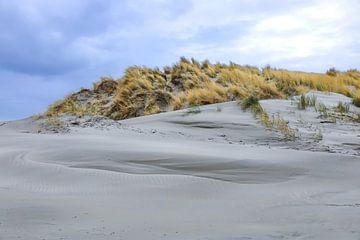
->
[
  {"left": 170, "top": 94, "right": 186, "bottom": 111},
  {"left": 259, "top": 110, "right": 273, "bottom": 128},
  {"left": 186, "top": 106, "right": 201, "bottom": 114},
  {"left": 326, "top": 67, "right": 339, "bottom": 77},
  {"left": 335, "top": 102, "right": 350, "bottom": 114},
  {"left": 45, "top": 77, "right": 118, "bottom": 118},
  {"left": 353, "top": 98, "right": 360, "bottom": 107},
  {"left": 271, "top": 114, "right": 296, "bottom": 140},
  {"left": 110, "top": 67, "right": 171, "bottom": 119},
  {"left": 241, "top": 95, "right": 260, "bottom": 111},
  {"left": 46, "top": 96, "right": 103, "bottom": 118},
  {"left": 297, "top": 94, "right": 317, "bottom": 110},
  {"left": 297, "top": 94, "right": 307, "bottom": 110},
  {"left": 240, "top": 95, "right": 271, "bottom": 126},
  {"left": 353, "top": 97, "right": 360, "bottom": 107},
  {"left": 170, "top": 57, "right": 211, "bottom": 91},
  {"left": 315, "top": 102, "right": 328, "bottom": 118},
  {"left": 307, "top": 95, "right": 317, "bottom": 107},
  {"left": 240, "top": 95, "right": 296, "bottom": 139},
  {"left": 46, "top": 97, "right": 79, "bottom": 117},
  {"left": 240, "top": 95, "right": 264, "bottom": 122},
  {"left": 201, "top": 59, "right": 218, "bottom": 78},
  {"left": 93, "top": 77, "right": 118, "bottom": 95}
]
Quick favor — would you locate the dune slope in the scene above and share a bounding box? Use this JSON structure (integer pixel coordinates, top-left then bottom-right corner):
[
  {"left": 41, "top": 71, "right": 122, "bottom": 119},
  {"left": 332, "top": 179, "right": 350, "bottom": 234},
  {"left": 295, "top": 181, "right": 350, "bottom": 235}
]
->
[{"left": 0, "top": 94, "right": 360, "bottom": 240}]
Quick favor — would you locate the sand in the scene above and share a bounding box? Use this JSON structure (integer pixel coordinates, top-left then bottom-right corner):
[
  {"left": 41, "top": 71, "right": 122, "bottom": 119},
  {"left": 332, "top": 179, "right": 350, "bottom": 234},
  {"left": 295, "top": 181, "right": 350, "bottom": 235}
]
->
[{"left": 0, "top": 92, "right": 360, "bottom": 240}]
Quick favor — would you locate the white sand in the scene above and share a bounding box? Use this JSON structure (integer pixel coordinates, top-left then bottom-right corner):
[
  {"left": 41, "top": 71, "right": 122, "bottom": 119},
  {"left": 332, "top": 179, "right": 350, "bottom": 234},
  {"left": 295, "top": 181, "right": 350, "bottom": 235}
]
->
[{"left": 0, "top": 93, "right": 360, "bottom": 240}]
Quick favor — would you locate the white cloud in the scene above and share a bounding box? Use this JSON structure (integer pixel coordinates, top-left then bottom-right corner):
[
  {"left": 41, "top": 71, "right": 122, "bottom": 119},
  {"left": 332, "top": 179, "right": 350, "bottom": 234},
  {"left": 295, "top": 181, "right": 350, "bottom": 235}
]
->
[
  {"left": 124, "top": 0, "right": 261, "bottom": 39},
  {"left": 175, "top": 0, "right": 360, "bottom": 69},
  {"left": 240, "top": 0, "right": 359, "bottom": 60}
]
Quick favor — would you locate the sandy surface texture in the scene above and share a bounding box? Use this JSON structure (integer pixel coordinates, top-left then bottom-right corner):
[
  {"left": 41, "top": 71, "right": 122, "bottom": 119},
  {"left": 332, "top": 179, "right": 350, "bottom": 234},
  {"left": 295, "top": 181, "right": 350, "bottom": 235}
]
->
[{"left": 0, "top": 92, "right": 360, "bottom": 240}]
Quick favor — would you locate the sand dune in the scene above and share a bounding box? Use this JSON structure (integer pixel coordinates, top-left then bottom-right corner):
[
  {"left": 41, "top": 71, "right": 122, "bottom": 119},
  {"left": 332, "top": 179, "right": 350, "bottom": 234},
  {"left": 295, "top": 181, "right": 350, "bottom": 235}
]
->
[{"left": 1, "top": 93, "right": 360, "bottom": 239}]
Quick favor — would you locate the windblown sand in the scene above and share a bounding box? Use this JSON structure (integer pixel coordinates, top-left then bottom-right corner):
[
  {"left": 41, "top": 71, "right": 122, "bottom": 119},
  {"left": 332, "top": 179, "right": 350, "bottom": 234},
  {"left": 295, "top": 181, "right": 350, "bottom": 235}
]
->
[{"left": 0, "top": 92, "right": 359, "bottom": 240}]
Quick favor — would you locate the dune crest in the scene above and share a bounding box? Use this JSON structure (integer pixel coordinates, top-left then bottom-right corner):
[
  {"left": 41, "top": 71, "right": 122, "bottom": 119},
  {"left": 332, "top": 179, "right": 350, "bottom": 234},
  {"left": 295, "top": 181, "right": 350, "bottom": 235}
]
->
[{"left": 44, "top": 58, "right": 360, "bottom": 121}]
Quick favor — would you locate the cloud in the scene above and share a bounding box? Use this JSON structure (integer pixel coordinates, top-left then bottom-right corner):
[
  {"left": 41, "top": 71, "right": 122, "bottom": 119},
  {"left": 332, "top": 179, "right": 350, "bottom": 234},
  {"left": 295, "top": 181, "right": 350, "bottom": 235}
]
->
[
  {"left": 175, "top": 0, "right": 360, "bottom": 70},
  {"left": 0, "top": 0, "right": 124, "bottom": 75},
  {"left": 236, "top": 0, "right": 359, "bottom": 60}
]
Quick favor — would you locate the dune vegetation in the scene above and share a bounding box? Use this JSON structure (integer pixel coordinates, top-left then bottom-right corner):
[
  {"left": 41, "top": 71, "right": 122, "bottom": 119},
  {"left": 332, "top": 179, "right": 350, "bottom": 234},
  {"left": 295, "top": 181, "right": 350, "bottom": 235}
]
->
[
  {"left": 240, "top": 95, "right": 296, "bottom": 139},
  {"left": 46, "top": 57, "right": 360, "bottom": 120}
]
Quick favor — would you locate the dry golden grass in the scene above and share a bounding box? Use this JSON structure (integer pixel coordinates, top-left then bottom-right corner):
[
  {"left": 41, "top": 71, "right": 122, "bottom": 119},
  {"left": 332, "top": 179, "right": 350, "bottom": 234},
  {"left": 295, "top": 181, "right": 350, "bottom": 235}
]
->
[
  {"left": 266, "top": 69, "right": 360, "bottom": 97},
  {"left": 352, "top": 89, "right": 360, "bottom": 107},
  {"left": 46, "top": 58, "right": 360, "bottom": 120},
  {"left": 46, "top": 97, "right": 103, "bottom": 117},
  {"left": 187, "top": 82, "right": 227, "bottom": 106},
  {"left": 93, "top": 77, "right": 118, "bottom": 95},
  {"left": 170, "top": 92, "right": 187, "bottom": 111},
  {"left": 46, "top": 78, "right": 118, "bottom": 117},
  {"left": 170, "top": 57, "right": 211, "bottom": 91},
  {"left": 46, "top": 97, "right": 77, "bottom": 117},
  {"left": 217, "top": 68, "right": 282, "bottom": 99},
  {"left": 109, "top": 67, "right": 171, "bottom": 119}
]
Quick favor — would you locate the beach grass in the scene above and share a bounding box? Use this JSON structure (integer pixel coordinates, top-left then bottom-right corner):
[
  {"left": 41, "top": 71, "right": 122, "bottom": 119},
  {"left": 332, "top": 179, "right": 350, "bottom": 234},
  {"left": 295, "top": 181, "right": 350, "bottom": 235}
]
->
[{"left": 45, "top": 58, "right": 360, "bottom": 120}]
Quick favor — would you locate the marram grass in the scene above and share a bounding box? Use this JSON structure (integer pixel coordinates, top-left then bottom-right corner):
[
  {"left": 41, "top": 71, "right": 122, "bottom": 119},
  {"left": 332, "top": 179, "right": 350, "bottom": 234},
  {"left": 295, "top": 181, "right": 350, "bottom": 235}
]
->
[{"left": 46, "top": 58, "right": 360, "bottom": 120}]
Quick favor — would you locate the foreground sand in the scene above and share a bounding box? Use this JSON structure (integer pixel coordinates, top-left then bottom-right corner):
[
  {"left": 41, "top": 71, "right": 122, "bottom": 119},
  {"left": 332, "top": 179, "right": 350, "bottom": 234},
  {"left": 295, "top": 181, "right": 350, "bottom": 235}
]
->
[{"left": 0, "top": 93, "right": 360, "bottom": 240}]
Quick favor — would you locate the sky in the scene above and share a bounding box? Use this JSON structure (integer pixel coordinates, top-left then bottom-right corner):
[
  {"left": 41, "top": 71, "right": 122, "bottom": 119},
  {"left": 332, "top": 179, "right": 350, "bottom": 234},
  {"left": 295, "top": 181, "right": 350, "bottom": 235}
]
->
[{"left": 0, "top": 0, "right": 359, "bottom": 120}]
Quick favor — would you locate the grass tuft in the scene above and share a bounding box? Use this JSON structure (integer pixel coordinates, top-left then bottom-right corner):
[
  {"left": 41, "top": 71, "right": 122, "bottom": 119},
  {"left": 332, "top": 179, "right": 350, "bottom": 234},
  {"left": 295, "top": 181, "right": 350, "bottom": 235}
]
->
[
  {"left": 186, "top": 106, "right": 201, "bottom": 114},
  {"left": 353, "top": 98, "right": 360, "bottom": 107},
  {"left": 297, "top": 94, "right": 317, "bottom": 110},
  {"left": 315, "top": 102, "right": 328, "bottom": 118},
  {"left": 240, "top": 95, "right": 296, "bottom": 139},
  {"left": 241, "top": 95, "right": 260, "bottom": 111},
  {"left": 335, "top": 102, "right": 350, "bottom": 114},
  {"left": 352, "top": 91, "right": 360, "bottom": 107}
]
